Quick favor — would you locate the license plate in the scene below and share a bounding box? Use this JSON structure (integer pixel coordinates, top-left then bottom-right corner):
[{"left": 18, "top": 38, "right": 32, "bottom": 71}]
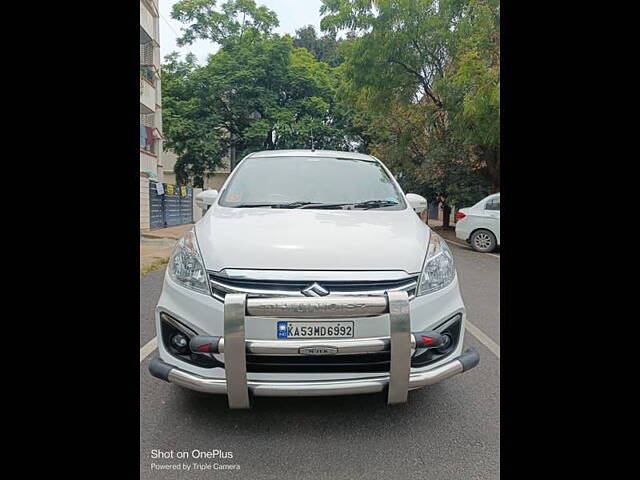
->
[{"left": 276, "top": 321, "right": 354, "bottom": 339}]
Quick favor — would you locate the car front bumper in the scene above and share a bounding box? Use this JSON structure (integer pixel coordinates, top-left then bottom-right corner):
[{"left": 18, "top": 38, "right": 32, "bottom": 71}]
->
[
  {"left": 149, "top": 347, "right": 479, "bottom": 397},
  {"left": 150, "top": 277, "right": 479, "bottom": 408}
]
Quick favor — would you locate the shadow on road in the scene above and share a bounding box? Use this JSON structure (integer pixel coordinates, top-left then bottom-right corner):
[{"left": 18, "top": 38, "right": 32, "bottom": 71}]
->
[
  {"left": 140, "top": 344, "right": 498, "bottom": 478},
  {"left": 161, "top": 381, "right": 456, "bottom": 436},
  {"left": 451, "top": 242, "right": 500, "bottom": 256}
]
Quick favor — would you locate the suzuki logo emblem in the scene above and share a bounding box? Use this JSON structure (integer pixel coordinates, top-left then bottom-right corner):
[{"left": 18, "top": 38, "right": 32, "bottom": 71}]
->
[{"left": 301, "top": 282, "right": 330, "bottom": 297}]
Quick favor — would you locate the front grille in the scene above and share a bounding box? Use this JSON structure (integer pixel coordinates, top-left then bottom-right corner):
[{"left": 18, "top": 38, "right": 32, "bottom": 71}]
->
[
  {"left": 246, "top": 353, "right": 391, "bottom": 373},
  {"left": 209, "top": 273, "right": 419, "bottom": 302},
  {"left": 209, "top": 272, "right": 416, "bottom": 373}
]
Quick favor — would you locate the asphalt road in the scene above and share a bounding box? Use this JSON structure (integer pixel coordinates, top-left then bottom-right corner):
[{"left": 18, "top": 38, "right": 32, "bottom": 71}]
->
[{"left": 140, "top": 244, "right": 500, "bottom": 479}]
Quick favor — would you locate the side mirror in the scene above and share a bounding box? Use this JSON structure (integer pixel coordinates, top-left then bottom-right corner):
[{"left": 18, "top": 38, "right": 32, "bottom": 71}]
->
[
  {"left": 195, "top": 189, "right": 219, "bottom": 209},
  {"left": 406, "top": 193, "right": 428, "bottom": 214}
]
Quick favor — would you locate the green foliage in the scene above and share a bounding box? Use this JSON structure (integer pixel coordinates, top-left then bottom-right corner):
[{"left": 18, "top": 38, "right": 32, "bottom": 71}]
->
[
  {"left": 171, "top": 0, "right": 279, "bottom": 47},
  {"left": 320, "top": 0, "right": 500, "bottom": 202},
  {"left": 162, "top": 0, "right": 499, "bottom": 202},
  {"left": 444, "top": 0, "right": 500, "bottom": 192},
  {"left": 321, "top": 0, "right": 455, "bottom": 108},
  {"left": 161, "top": 53, "right": 227, "bottom": 187},
  {"left": 293, "top": 25, "right": 343, "bottom": 67},
  {"left": 162, "top": 1, "right": 365, "bottom": 186}
]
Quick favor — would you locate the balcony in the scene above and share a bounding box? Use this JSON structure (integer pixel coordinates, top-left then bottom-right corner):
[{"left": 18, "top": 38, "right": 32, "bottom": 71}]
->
[
  {"left": 140, "top": 75, "right": 156, "bottom": 112},
  {"left": 140, "top": 36, "right": 157, "bottom": 110},
  {"left": 140, "top": 124, "right": 159, "bottom": 156},
  {"left": 140, "top": 65, "right": 155, "bottom": 84}
]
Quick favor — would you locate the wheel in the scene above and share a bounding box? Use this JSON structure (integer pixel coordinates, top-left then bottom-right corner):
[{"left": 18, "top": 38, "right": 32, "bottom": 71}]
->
[{"left": 470, "top": 229, "right": 497, "bottom": 253}]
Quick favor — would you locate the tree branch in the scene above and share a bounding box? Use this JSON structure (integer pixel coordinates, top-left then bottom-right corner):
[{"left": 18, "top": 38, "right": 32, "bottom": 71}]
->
[{"left": 386, "top": 59, "right": 442, "bottom": 108}]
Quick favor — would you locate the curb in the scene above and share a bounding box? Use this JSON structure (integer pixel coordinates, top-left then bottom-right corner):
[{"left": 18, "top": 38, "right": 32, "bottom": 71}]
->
[{"left": 141, "top": 233, "right": 182, "bottom": 240}]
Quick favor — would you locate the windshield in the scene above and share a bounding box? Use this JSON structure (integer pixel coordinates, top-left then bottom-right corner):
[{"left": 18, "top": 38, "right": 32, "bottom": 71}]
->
[{"left": 218, "top": 156, "right": 407, "bottom": 210}]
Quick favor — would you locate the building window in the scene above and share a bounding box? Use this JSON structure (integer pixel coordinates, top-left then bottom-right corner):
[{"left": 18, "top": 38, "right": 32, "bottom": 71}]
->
[{"left": 140, "top": 41, "right": 155, "bottom": 84}]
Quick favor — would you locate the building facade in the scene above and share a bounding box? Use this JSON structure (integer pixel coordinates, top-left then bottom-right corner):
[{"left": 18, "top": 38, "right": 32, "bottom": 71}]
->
[
  {"left": 140, "top": 0, "right": 164, "bottom": 230},
  {"left": 162, "top": 150, "right": 232, "bottom": 192}
]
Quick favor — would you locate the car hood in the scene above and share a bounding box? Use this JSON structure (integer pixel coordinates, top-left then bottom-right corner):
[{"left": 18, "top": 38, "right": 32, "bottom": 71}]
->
[{"left": 195, "top": 206, "right": 430, "bottom": 273}]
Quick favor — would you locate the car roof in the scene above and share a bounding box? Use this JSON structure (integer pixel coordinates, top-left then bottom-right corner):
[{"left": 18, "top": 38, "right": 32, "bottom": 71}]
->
[{"left": 245, "top": 149, "right": 377, "bottom": 162}]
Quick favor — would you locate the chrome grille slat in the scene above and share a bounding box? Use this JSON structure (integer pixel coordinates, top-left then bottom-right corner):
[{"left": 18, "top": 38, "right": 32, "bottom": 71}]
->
[{"left": 209, "top": 273, "right": 418, "bottom": 302}]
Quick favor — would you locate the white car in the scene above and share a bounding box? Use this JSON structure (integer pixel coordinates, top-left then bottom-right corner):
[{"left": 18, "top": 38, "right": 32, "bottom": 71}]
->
[
  {"left": 149, "top": 150, "right": 479, "bottom": 408},
  {"left": 455, "top": 193, "right": 501, "bottom": 253}
]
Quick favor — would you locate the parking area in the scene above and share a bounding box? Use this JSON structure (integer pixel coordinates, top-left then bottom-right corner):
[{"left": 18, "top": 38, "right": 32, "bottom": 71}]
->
[{"left": 139, "top": 242, "right": 500, "bottom": 479}]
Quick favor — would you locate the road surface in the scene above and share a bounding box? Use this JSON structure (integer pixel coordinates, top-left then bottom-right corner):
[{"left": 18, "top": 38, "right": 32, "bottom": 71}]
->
[{"left": 139, "top": 243, "right": 500, "bottom": 479}]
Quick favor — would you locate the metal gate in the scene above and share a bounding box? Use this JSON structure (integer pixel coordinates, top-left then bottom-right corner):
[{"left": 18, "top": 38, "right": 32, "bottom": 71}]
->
[
  {"left": 428, "top": 201, "right": 439, "bottom": 221},
  {"left": 149, "top": 181, "right": 193, "bottom": 229}
]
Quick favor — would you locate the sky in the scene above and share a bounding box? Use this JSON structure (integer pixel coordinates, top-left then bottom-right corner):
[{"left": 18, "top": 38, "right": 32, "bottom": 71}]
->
[{"left": 159, "top": 0, "right": 324, "bottom": 64}]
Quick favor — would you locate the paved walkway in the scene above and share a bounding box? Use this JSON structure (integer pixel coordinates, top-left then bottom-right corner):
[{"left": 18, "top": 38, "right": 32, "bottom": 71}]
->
[
  {"left": 141, "top": 223, "right": 194, "bottom": 240},
  {"left": 140, "top": 224, "right": 194, "bottom": 275},
  {"left": 427, "top": 218, "right": 459, "bottom": 244}
]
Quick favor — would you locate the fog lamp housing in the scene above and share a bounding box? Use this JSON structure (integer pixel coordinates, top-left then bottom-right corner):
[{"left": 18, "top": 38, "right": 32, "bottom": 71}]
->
[
  {"left": 411, "top": 314, "right": 462, "bottom": 368},
  {"left": 170, "top": 333, "right": 189, "bottom": 354},
  {"left": 159, "top": 312, "right": 222, "bottom": 369}
]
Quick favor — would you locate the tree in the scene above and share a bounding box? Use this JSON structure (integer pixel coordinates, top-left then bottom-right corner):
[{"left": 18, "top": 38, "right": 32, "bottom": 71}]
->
[
  {"left": 171, "top": 0, "right": 279, "bottom": 48},
  {"left": 444, "top": 0, "right": 500, "bottom": 192},
  {"left": 293, "top": 25, "right": 343, "bottom": 67},
  {"left": 320, "top": 0, "right": 500, "bottom": 207},
  {"left": 162, "top": 0, "right": 365, "bottom": 186},
  {"left": 161, "top": 53, "right": 228, "bottom": 187},
  {"left": 352, "top": 93, "right": 489, "bottom": 217},
  {"left": 164, "top": 0, "right": 498, "bottom": 200}
]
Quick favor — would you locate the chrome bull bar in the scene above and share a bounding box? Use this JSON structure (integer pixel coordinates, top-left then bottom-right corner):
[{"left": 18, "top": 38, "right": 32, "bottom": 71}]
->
[
  {"left": 223, "top": 292, "right": 412, "bottom": 409},
  {"left": 150, "top": 292, "right": 480, "bottom": 408}
]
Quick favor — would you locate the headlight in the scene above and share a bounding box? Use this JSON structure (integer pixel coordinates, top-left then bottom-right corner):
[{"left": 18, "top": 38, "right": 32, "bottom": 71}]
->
[
  {"left": 417, "top": 233, "right": 456, "bottom": 296},
  {"left": 168, "top": 229, "right": 209, "bottom": 294}
]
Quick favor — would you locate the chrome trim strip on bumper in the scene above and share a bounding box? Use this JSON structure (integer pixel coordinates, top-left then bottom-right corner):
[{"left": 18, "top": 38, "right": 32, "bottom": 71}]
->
[
  {"left": 245, "top": 296, "right": 389, "bottom": 318},
  {"left": 215, "top": 336, "right": 418, "bottom": 355},
  {"left": 153, "top": 348, "right": 479, "bottom": 397},
  {"left": 210, "top": 277, "right": 418, "bottom": 299},
  {"left": 212, "top": 269, "right": 416, "bottom": 282},
  {"left": 246, "top": 337, "right": 410, "bottom": 355}
]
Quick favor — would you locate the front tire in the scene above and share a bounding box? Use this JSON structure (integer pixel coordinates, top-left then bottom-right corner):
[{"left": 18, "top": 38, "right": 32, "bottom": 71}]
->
[{"left": 470, "top": 229, "right": 497, "bottom": 253}]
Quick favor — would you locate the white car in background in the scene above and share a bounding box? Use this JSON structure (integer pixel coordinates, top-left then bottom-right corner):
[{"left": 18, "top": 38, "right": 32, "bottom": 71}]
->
[{"left": 455, "top": 193, "right": 500, "bottom": 253}]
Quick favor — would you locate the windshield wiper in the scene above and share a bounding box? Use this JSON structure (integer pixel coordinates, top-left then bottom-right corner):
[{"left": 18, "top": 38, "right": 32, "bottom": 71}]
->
[
  {"left": 298, "top": 202, "right": 354, "bottom": 209},
  {"left": 298, "top": 199, "right": 400, "bottom": 210},
  {"left": 233, "top": 203, "right": 280, "bottom": 208},
  {"left": 280, "top": 201, "right": 321, "bottom": 208},
  {"left": 233, "top": 201, "right": 319, "bottom": 209},
  {"left": 235, "top": 200, "right": 399, "bottom": 210},
  {"left": 353, "top": 199, "right": 400, "bottom": 209}
]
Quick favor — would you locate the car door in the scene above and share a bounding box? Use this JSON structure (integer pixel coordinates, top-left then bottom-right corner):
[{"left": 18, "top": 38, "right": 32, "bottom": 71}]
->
[{"left": 483, "top": 195, "right": 500, "bottom": 244}]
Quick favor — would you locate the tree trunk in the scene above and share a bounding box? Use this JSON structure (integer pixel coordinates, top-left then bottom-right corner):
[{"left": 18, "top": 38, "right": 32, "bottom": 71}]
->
[
  {"left": 486, "top": 147, "right": 500, "bottom": 192},
  {"left": 477, "top": 146, "right": 500, "bottom": 192},
  {"left": 442, "top": 204, "right": 451, "bottom": 228}
]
